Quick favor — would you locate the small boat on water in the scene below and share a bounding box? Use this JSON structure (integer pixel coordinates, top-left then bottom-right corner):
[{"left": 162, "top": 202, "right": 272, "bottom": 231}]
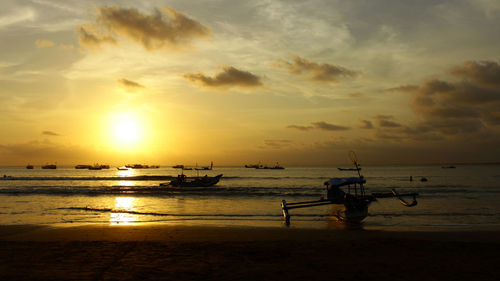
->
[
  {"left": 160, "top": 174, "right": 223, "bottom": 188},
  {"left": 75, "top": 164, "right": 91, "bottom": 169},
  {"left": 42, "top": 164, "right": 57, "bottom": 169},
  {"left": 337, "top": 167, "right": 361, "bottom": 171},
  {"left": 117, "top": 166, "right": 129, "bottom": 171},
  {"left": 88, "top": 164, "right": 102, "bottom": 170},
  {"left": 281, "top": 152, "right": 418, "bottom": 224},
  {"left": 247, "top": 162, "right": 285, "bottom": 169},
  {"left": 26, "top": 164, "right": 34, "bottom": 169},
  {"left": 195, "top": 162, "right": 214, "bottom": 171},
  {"left": 245, "top": 163, "right": 263, "bottom": 168}
]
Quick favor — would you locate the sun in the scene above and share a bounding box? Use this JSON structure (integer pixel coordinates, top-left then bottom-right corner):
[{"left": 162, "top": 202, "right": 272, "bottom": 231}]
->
[{"left": 111, "top": 113, "right": 143, "bottom": 147}]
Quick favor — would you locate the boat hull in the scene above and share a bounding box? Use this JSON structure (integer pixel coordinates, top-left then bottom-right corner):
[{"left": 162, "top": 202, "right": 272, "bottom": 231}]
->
[{"left": 160, "top": 174, "right": 223, "bottom": 188}]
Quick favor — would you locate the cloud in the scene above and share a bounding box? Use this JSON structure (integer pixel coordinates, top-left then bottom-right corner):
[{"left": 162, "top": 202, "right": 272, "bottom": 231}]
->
[
  {"left": 42, "top": 131, "right": 60, "bottom": 136},
  {"left": 263, "top": 139, "right": 293, "bottom": 149},
  {"left": 77, "top": 24, "right": 117, "bottom": 49},
  {"left": 450, "top": 61, "right": 500, "bottom": 87},
  {"left": 360, "top": 120, "right": 373, "bottom": 129},
  {"left": 286, "top": 125, "right": 314, "bottom": 131},
  {"left": 287, "top": 121, "right": 350, "bottom": 131},
  {"left": 312, "top": 121, "right": 350, "bottom": 131},
  {"left": 35, "top": 39, "right": 55, "bottom": 48},
  {"left": 276, "top": 55, "right": 356, "bottom": 82},
  {"left": 374, "top": 115, "right": 402, "bottom": 128},
  {"left": 78, "top": 6, "right": 211, "bottom": 51},
  {"left": 183, "top": 66, "right": 263, "bottom": 89},
  {"left": 117, "top": 78, "right": 145, "bottom": 90},
  {"left": 392, "top": 60, "right": 500, "bottom": 138}
]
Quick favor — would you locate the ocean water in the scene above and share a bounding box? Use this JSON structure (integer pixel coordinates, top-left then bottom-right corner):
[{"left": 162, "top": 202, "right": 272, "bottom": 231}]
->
[{"left": 0, "top": 165, "right": 499, "bottom": 230}]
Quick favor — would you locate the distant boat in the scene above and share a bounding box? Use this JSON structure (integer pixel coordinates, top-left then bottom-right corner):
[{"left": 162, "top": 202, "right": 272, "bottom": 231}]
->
[
  {"left": 442, "top": 165, "right": 456, "bottom": 169},
  {"left": 42, "top": 164, "right": 56, "bottom": 169},
  {"left": 245, "top": 163, "right": 263, "bottom": 169},
  {"left": 160, "top": 174, "right": 223, "bottom": 188},
  {"left": 26, "top": 164, "right": 34, "bottom": 169},
  {"left": 75, "top": 164, "right": 91, "bottom": 169},
  {"left": 338, "top": 167, "right": 361, "bottom": 171},
  {"left": 261, "top": 163, "right": 285, "bottom": 170},
  {"left": 125, "top": 164, "right": 157, "bottom": 169},
  {"left": 172, "top": 164, "right": 184, "bottom": 169},
  {"left": 117, "top": 166, "right": 129, "bottom": 171},
  {"left": 255, "top": 162, "right": 285, "bottom": 169},
  {"left": 88, "top": 164, "right": 102, "bottom": 170},
  {"left": 195, "top": 162, "right": 214, "bottom": 171}
]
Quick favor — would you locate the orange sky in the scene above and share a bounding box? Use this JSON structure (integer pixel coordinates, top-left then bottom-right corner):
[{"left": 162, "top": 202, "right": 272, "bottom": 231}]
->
[{"left": 1, "top": 1, "right": 499, "bottom": 166}]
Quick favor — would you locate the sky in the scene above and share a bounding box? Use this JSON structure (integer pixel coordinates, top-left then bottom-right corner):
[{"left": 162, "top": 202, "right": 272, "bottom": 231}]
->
[{"left": 1, "top": 0, "right": 499, "bottom": 166}]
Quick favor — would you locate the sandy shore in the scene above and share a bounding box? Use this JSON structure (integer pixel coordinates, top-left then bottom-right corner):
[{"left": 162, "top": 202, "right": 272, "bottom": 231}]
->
[{"left": 1, "top": 224, "right": 499, "bottom": 280}]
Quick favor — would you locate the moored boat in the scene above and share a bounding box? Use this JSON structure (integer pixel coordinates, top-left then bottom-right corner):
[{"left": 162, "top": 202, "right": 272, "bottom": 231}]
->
[
  {"left": 281, "top": 152, "right": 418, "bottom": 224},
  {"left": 160, "top": 174, "right": 223, "bottom": 188},
  {"left": 42, "top": 164, "right": 57, "bottom": 169}
]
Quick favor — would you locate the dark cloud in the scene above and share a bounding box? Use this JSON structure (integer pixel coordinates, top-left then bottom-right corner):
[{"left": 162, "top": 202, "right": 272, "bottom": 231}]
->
[
  {"left": 42, "top": 131, "right": 60, "bottom": 136},
  {"left": 374, "top": 115, "right": 403, "bottom": 128},
  {"left": 360, "top": 120, "right": 373, "bottom": 129},
  {"left": 77, "top": 25, "right": 117, "bottom": 49},
  {"left": 312, "top": 121, "right": 350, "bottom": 131},
  {"left": 263, "top": 139, "right": 293, "bottom": 149},
  {"left": 276, "top": 55, "right": 356, "bottom": 82},
  {"left": 286, "top": 125, "right": 313, "bottom": 131},
  {"left": 183, "top": 66, "right": 263, "bottom": 89},
  {"left": 391, "top": 60, "right": 500, "bottom": 138},
  {"left": 117, "top": 78, "right": 145, "bottom": 90},
  {"left": 78, "top": 6, "right": 211, "bottom": 51},
  {"left": 287, "top": 121, "right": 350, "bottom": 132},
  {"left": 450, "top": 61, "right": 500, "bottom": 87}
]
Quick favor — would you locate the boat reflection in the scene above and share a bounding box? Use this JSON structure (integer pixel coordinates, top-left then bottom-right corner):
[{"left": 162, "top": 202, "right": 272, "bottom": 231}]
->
[{"left": 110, "top": 197, "right": 138, "bottom": 225}]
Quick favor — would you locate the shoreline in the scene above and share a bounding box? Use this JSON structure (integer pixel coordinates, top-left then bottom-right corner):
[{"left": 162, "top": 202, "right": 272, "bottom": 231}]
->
[{"left": 1, "top": 224, "right": 499, "bottom": 280}]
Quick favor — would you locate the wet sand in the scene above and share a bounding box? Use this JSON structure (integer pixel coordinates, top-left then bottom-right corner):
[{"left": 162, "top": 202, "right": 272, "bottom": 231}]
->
[{"left": 1, "top": 224, "right": 499, "bottom": 280}]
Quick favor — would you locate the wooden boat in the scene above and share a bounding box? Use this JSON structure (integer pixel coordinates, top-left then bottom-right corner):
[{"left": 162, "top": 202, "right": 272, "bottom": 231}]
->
[
  {"left": 160, "top": 174, "right": 223, "bottom": 188},
  {"left": 337, "top": 167, "right": 361, "bottom": 171},
  {"left": 195, "top": 162, "right": 214, "bottom": 171},
  {"left": 281, "top": 152, "right": 418, "bottom": 225},
  {"left": 42, "top": 164, "right": 56, "bottom": 169},
  {"left": 88, "top": 164, "right": 102, "bottom": 170}
]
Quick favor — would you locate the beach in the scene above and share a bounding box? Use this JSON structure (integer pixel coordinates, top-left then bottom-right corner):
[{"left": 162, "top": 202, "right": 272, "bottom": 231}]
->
[{"left": 1, "top": 224, "right": 499, "bottom": 281}]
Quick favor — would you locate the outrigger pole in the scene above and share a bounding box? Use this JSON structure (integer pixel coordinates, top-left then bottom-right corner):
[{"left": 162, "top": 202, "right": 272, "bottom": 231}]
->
[{"left": 281, "top": 191, "right": 418, "bottom": 225}]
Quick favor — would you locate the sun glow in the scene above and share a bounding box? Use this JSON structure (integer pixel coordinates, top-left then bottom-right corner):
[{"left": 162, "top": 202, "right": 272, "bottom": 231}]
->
[{"left": 110, "top": 113, "right": 144, "bottom": 148}]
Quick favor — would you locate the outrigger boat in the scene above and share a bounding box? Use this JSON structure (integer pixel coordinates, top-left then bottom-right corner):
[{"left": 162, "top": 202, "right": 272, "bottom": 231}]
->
[
  {"left": 160, "top": 174, "right": 223, "bottom": 188},
  {"left": 281, "top": 152, "right": 418, "bottom": 224}
]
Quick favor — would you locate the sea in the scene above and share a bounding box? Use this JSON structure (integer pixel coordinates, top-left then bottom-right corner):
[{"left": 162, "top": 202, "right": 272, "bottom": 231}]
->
[{"left": 1, "top": 165, "right": 499, "bottom": 231}]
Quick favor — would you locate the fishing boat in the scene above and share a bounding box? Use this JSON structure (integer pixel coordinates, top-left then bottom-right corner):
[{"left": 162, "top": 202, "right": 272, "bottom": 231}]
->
[
  {"left": 245, "top": 163, "right": 263, "bottom": 168},
  {"left": 337, "top": 167, "right": 361, "bottom": 171},
  {"left": 281, "top": 152, "right": 418, "bottom": 224},
  {"left": 75, "top": 164, "right": 91, "bottom": 169},
  {"left": 42, "top": 164, "right": 57, "bottom": 169},
  {"left": 160, "top": 174, "right": 223, "bottom": 188},
  {"left": 26, "top": 164, "right": 34, "bottom": 169},
  {"left": 117, "top": 166, "right": 129, "bottom": 171},
  {"left": 88, "top": 164, "right": 103, "bottom": 170},
  {"left": 256, "top": 162, "right": 285, "bottom": 169},
  {"left": 195, "top": 161, "right": 214, "bottom": 170}
]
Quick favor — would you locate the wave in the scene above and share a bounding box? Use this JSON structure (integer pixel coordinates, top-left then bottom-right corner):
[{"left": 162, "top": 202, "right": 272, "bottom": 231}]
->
[
  {"left": 0, "top": 175, "right": 175, "bottom": 181},
  {"left": 58, "top": 207, "right": 283, "bottom": 218}
]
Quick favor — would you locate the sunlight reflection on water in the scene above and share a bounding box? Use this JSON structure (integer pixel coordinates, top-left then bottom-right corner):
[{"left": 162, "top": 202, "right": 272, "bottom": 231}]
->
[{"left": 110, "top": 197, "right": 138, "bottom": 225}]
